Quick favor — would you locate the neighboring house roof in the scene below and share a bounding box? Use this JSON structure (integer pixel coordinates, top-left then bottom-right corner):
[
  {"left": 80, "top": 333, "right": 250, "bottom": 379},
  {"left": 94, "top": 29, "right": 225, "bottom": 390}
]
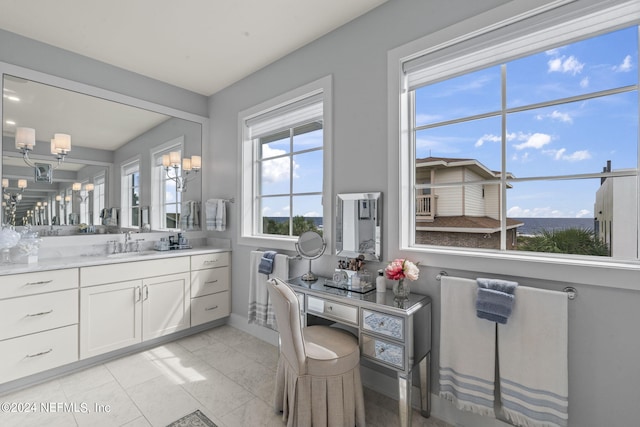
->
[
  {"left": 416, "top": 156, "right": 516, "bottom": 180},
  {"left": 416, "top": 215, "right": 524, "bottom": 233}
]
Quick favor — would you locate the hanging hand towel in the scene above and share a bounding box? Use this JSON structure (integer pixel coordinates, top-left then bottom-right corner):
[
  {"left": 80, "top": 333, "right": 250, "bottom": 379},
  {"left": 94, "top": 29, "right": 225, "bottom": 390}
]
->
[
  {"left": 439, "top": 276, "right": 496, "bottom": 417},
  {"left": 205, "top": 199, "right": 226, "bottom": 231},
  {"left": 476, "top": 278, "right": 519, "bottom": 324},
  {"left": 248, "top": 251, "right": 289, "bottom": 330},
  {"left": 258, "top": 250, "right": 277, "bottom": 275},
  {"left": 498, "top": 286, "right": 568, "bottom": 427}
]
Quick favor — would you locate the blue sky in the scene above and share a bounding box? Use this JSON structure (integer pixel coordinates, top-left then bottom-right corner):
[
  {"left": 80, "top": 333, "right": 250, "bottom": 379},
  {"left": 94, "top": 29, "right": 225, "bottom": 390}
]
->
[{"left": 415, "top": 26, "right": 638, "bottom": 218}]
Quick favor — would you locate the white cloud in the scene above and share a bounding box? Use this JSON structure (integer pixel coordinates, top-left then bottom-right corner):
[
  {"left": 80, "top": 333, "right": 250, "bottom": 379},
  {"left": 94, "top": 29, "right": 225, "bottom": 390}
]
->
[
  {"left": 545, "top": 148, "right": 592, "bottom": 162},
  {"left": 613, "top": 54, "right": 633, "bottom": 72},
  {"left": 579, "top": 77, "right": 590, "bottom": 88},
  {"left": 547, "top": 55, "right": 584, "bottom": 75},
  {"left": 475, "top": 133, "right": 501, "bottom": 147},
  {"left": 304, "top": 211, "right": 321, "bottom": 217},
  {"left": 416, "top": 113, "right": 441, "bottom": 124},
  {"left": 261, "top": 146, "right": 298, "bottom": 184},
  {"left": 513, "top": 133, "right": 552, "bottom": 150},
  {"left": 536, "top": 110, "right": 573, "bottom": 124},
  {"left": 576, "top": 209, "right": 591, "bottom": 218},
  {"left": 507, "top": 206, "right": 565, "bottom": 217}
]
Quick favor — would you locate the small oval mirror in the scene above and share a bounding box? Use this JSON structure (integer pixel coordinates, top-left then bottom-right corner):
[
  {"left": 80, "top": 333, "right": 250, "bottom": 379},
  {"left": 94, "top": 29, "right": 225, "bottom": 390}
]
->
[{"left": 295, "top": 231, "right": 326, "bottom": 281}]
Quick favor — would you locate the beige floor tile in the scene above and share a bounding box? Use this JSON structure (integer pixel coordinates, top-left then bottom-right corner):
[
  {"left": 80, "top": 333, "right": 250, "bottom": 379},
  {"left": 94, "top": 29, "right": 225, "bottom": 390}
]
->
[
  {"left": 180, "top": 364, "right": 255, "bottom": 418},
  {"left": 126, "top": 375, "right": 201, "bottom": 427},
  {"left": 68, "top": 379, "right": 141, "bottom": 427},
  {"left": 0, "top": 380, "right": 76, "bottom": 427},
  {"left": 223, "top": 358, "right": 276, "bottom": 404},
  {"left": 192, "top": 340, "right": 255, "bottom": 374},
  {"left": 58, "top": 364, "right": 116, "bottom": 397},
  {"left": 105, "top": 351, "right": 163, "bottom": 390},
  {"left": 221, "top": 396, "right": 285, "bottom": 427}
]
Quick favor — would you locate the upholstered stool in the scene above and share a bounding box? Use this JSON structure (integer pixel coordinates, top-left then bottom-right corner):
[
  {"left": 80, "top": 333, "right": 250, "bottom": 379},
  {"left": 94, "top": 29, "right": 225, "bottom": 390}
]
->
[{"left": 268, "top": 277, "right": 366, "bottom": 427}]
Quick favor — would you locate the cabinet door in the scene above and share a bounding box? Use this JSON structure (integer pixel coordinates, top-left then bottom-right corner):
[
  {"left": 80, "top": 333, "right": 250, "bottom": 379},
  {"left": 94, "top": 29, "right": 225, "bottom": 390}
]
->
[
  {"left": 80, "top": 280, "right": 143, "bottom": 359},
  {"left": 142, "top": 272, "right": 190, "bottom": 340}
]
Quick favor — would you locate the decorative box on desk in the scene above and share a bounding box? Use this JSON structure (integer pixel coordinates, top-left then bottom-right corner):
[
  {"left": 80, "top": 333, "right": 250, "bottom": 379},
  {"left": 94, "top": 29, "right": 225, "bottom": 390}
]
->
[{"left": 286, "top": 275, "right": 432, "bottom": 427}]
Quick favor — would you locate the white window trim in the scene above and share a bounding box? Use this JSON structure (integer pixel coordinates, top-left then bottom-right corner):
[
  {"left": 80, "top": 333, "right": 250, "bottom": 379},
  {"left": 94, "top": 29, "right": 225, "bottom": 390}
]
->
[
  {"left": 120, "top": 156, "right": 140, "bottom": 228},
  {"left": 387, "top": 0, "right": 640, "bottom": 289},
  {"left": 151, "top": 137, "right": 184, "bottom": 230},
  {"left": 238, "top": 75, "right": 333, "bottom": 251}
]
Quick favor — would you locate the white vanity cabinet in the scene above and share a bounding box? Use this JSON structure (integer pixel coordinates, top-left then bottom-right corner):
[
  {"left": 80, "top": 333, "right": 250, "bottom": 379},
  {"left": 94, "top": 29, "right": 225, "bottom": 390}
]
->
[
  {"left": 190, "top": 252, "right": 231, "bottom": 326},
  {"left": 79, "top": 257, "right": 191, "bottom": 359},
  {"left": 0, "top": 269, "right": 79, "bottom": 384}
]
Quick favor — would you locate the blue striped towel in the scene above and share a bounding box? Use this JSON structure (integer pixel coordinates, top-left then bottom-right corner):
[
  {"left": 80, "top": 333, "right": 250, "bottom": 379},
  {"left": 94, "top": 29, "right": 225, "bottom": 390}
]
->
[
  {"left": 476, "top": 278, "right": 518, "bottom": 324},
  {"left": 258, "top": 251, "right": 277, "bottom": 275}
]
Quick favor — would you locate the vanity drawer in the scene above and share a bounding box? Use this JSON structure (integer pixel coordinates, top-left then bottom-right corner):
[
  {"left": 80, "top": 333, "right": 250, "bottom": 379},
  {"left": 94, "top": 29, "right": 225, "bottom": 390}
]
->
[
  {"left": 191, "top": 291, "right": 230, "bottom": 326},
  {"left": 307, "top": 296, "right": 358, "bottom": 326},
  {"left": 362, "top": 309, "right": 404, "bottom": 341},
  {"left": 191, "top": 267, "right": 229, "bottom": 298},
  {"left": 361, "top": 333, "right": 405, "bottom": 370},
  {"left": 81, "top": 257, "right": 190, "bottom": 286},
  {"left": 0, "top": 289, "right": 78, "bottom": 341},
  {"left": 191, "top": 252, "right": 229, "bottom": 270},
  {"left": 0, "top": 325, "right": 78, "bottom": 384},
  {"left": 0, "top": 269, "right": 78, "bottom": 299}
]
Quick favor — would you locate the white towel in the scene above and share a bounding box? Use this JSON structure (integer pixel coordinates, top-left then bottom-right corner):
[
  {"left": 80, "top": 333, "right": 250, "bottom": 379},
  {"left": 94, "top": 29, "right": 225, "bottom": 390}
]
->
[
  {"left": 439, "top": 276, "right": 496, "bottom": 417},
  {"left": 498, "top": 287, "right": 568, "bottom": 427},
  {"left": 248, "top": 251, "right": 289, "bottom": 331},
  {"left": 205, "top": 199, "right": 226, "bottom": 231}
]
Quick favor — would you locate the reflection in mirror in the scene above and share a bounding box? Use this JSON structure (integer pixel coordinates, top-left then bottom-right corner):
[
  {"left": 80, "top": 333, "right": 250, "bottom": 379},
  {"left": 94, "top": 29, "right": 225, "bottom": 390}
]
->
[
  {"left": 295, "top": 230, "right": 326, "bottom": 281},
  {"left": 2, "top": 74, "right": 203, "bottom": 234},
  {"left": 336, "top": 192, "right": 382, "bottom": 261}
]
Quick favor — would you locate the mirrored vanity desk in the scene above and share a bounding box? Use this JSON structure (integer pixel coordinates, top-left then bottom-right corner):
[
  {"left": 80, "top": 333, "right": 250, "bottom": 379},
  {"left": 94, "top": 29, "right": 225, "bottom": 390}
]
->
[{"left": 286, "top": 275, "right": 432, "bottom": 427}]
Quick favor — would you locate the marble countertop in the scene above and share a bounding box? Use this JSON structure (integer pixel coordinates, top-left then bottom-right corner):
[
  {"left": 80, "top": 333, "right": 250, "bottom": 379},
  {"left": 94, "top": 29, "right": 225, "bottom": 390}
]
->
[{"left": 0, "top": 247, "right": 229, "bottom": 276}]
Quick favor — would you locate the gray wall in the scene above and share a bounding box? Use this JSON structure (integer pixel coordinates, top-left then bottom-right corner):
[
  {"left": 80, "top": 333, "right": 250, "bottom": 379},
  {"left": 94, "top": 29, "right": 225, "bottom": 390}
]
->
[{"left": 208, "top": 1, "right": 640, "bottom": 426}]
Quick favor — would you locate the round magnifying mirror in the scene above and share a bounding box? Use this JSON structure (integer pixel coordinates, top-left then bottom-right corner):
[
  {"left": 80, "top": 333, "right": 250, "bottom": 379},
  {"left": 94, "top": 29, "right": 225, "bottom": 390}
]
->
[{"left": 295, "top": 231, "right": 326, "bottom": 281}]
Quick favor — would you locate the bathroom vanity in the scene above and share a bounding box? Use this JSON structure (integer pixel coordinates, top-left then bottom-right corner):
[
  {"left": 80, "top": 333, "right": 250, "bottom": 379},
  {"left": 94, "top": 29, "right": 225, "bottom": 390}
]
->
[{"left": 0, "top": 248, "right": 230, "bottom": 388}]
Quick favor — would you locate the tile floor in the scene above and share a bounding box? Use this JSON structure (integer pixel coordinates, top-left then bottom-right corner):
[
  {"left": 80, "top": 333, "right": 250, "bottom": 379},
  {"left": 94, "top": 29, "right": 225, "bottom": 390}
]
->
[{"left": 0, "top": 325, "right": 451, "bottom": 427}]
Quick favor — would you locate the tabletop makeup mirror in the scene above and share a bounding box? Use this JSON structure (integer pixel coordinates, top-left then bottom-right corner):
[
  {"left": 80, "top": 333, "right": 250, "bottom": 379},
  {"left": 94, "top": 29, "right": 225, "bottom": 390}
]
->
[
  {"left": 295, "top": 230, "right": 326, "bottom": 281},
  {"left": 336, "top": 192, "right": 382, "bottom": 261},
  {"left": 1, "top": 69, "right": 204, "bottom": 233}
]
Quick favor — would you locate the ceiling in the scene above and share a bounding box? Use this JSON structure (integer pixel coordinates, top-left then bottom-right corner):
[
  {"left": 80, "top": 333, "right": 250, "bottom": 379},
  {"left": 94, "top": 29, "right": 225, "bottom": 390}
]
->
[{"left": 0, "top": 0, "right": 387, "bottom": 96}]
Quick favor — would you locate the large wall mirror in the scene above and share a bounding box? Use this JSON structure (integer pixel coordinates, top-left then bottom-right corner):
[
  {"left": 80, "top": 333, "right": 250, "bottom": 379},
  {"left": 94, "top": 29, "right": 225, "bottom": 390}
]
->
[
  {"left": 1, "top": 67, "right": 204, "bottom": 235},
  {"left": 335, "top": 192, "right": 382, "bottom": 261}
]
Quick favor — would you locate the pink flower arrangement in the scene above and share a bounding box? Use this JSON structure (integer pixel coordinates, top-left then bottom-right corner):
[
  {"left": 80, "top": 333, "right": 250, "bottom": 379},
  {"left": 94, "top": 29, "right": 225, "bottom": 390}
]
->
[{"left": 385, "top": 258, "right": 419, "bottom": 281}]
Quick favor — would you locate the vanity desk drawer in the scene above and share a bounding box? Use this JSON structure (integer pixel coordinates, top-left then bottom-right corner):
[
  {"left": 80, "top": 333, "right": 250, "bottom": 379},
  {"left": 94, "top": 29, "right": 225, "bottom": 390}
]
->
[
  {"left": 307, "top": 296, "right": 358, "bottom": 326},
  {"left": 191, "top": 291, "right": 230, "bottom": 326},
  {"left": 191, "top": 252, "right": 229, "bottom": 270},
  {"left": 0, "top": 268, "right": 78, "bottom": 299},
  {"left": 191, "top": 267, "right": 229, "bottom": 298},
  {"left": 362, "top": 309, "right": 404, "bottom": 341},
  {"left": 0, "top": 289, "right": 78, "bottom": 341},
  {"left": 361, "top": 333, "right": 405, "bottom": 370}
]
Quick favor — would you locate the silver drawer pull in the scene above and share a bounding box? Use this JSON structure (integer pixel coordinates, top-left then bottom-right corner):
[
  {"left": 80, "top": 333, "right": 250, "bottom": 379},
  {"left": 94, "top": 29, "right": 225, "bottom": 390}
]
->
[
  {"left": 378, "top": 321, "right": 385, "bottom": 327},
  {"left": 24, "top": 280, "right": 53, "bottom": 286},
  {"left": 26, "top": 309, "right": 53, "bottom": 317},
  {"left": 327, "top": 305, "right": 333, "bottom": 311},
  {"left": 26, "top": 348, "right": 53, "bottom": 358},
  {"left": 204, "top": 280, "right": 219, "bottom": 285},
  {"left": 205, "top": 305, "right": 219, "bottom": 311},
  {"left": 204, "top": 259, "right": 218, "bottom": 264}
]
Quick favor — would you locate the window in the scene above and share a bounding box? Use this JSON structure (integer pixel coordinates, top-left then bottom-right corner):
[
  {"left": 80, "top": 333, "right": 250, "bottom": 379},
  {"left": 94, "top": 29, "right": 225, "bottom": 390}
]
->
[
  {"left": 121, "top": 158, "right": 140, "bottom": 228},
  {"left": 398, "top": 1, "right": 640, "bottom": 261},
  {"left": 151, "top": 137, "right": 184, "bottom": 230},
  {"left": 240, "top": 76, "right": 332, "bottom": 249},
  {"left": 92, "top": 174, "right": 105, "bottom": 226}
]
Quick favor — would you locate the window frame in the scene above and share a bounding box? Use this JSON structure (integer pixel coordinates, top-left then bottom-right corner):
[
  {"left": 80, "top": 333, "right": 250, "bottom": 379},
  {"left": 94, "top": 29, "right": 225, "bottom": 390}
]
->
[
  {"left": 388, "top": 0, "right": 640, "bottom": 288},
  {"left": 239, "top": 75, "right": 333, "bottom": 251},
  {"left": 151, "top": 137, "right": 184, "bottom": 231},
  {"left": 120, "top": 157, "right": 141, "bottom": 228}
]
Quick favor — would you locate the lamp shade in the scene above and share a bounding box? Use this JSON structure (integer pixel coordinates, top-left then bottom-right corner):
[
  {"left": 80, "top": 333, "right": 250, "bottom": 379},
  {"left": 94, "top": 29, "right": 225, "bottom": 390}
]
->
[
  {"left": 1, "top": 178, "right": 8, "bottom": 188},
  {"left": 182, "top": 158, "right": 192, "bottom": 171},
  {"left": 162, "top": 154, "right": 171, "bottom": 167},
  {"left": 72, "top": 182, "right": 82, "bottom": 191},
  {"left": 85, "top": 183, "right": 94, "bottom": 192},
  {"left": 55, "top": 195, "right": 61, "bottom": 202},
  {"left": 52, "top": 133, "right": 71, "bottom": 154},
  {"left": 191, "top": 155, "right": 202, "bottom": 170},
  {"left": 17, "top": 179, "right": 27, "bottom": 189},
  {"left": 15, "top": 127, "right": 36, "bottom": 150},
  {"left": 169, "top": 151, "right": 181, "bottom": 167}
]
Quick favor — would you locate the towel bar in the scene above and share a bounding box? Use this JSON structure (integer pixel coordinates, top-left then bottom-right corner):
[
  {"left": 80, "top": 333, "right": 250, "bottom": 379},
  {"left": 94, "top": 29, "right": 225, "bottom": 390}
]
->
[{"left": 436, "top": 271, "right": 577, "bottom": 299}]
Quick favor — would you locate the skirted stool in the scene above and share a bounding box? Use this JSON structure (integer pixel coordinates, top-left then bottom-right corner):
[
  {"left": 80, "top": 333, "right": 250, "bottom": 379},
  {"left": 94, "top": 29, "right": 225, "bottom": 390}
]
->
[{"left": 267, "top": 277, "right": 366, "bottom": 427}]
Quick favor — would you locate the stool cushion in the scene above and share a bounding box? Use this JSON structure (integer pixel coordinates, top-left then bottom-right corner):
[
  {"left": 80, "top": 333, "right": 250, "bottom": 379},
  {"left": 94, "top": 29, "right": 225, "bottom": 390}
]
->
[{"left": 303, "top": 326, "right": 360, "bottom": 376}]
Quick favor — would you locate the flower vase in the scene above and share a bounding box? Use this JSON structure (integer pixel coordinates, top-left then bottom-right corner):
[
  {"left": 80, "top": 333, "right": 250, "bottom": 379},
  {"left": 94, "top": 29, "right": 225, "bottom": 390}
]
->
[{"left": 392, "top": 279, "right": 410, "bottom": 300}]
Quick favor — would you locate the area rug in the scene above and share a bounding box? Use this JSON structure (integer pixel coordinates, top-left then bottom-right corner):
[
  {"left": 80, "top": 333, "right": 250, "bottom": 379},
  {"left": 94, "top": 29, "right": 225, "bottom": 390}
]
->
[{"left": 166, "top": 410, "right": 217, "bottom": 427}]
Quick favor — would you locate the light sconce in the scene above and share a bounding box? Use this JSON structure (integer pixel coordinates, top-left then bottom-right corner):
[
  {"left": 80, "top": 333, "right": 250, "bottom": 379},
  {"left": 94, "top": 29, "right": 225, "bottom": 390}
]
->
[
  {"left": 73, "top": 182, "right": 94, "bottom": 203},
  {"left": 161, "top": 152, "right": 201, "bottom": 192},
  {"left": 15, "top": 127, "right": 72, "bottom": 183},
  {"left": 2, "top": 178, "right": 27, "bottom": 205}
]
